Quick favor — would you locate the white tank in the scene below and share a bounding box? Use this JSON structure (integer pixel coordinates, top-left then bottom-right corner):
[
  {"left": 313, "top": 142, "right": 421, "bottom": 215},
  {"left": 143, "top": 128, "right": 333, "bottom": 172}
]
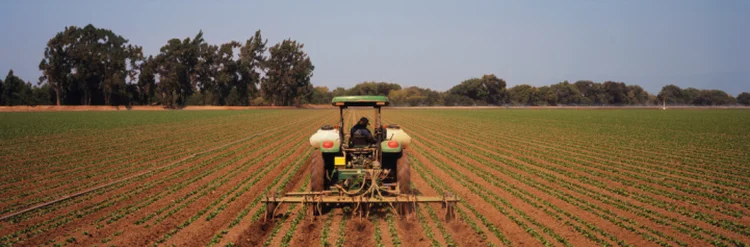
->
[
  {"left": 310, "top": 126, "right": 341, "bottom": 148},
  {"left": 385, "top": 125, "right": 411, "bottom": 148}
]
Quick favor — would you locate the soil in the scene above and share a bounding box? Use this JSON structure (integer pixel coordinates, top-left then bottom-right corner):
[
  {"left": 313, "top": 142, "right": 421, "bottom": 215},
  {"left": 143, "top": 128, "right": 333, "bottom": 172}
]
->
[{"left": 4, "top": 109, "right": 750, "bottom": 247}]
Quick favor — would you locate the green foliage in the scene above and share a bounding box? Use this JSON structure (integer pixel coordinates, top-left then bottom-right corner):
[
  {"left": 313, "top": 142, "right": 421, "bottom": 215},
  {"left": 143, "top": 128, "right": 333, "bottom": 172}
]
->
[
  {"left": 236, "top": 30, "right": 267, "bottom": 105},
  {"left": 154, "top": 31, "right": 205, "bottom": 108},
  {"left": 346, "top": 81, "right": 402, "bottom": 96},
  {"left": 38, "top": 24, "right": 142, "bottom": 106},
  {"left": 550, "top": 81, "right": 583, "bottom": 105},
  {"left": 446, "top": 74, "right": 507, "bottom": 105},
  {"left": 658, "top": 84, "right": 684, "bottom": 104},
  {"left": 262, "top": 39, "right": 314, "bottom": 106},
  {"left": 388, "top": 86, "right": 442, "bottom": 106},
  {"left": 332, "top": 87, "right": 348, "bottom": 97},
  {"left": 443, "top": 93, "right": 475, "bottom": 106},
  {"left": 308, "top": 86, "right": 333, "bottom": 104},
  {"left": 1, "top": 70, "right": 51, "bottom": 106},
  {"left": 737, "top": 92, "right": 750, "bottom": 106},
  {"left": 1, "top": 70, "right": 26, "bottom": 106},
  {"left": 508, "top": 84, "right": 538, "bottom": 105},
  {"left": 136, "top": 56, "right": 158, "bottom": 105},
  {"left": 693, "top": 89, "right": 736, "bottom": 105},
  {"left": 658, "top": 84, "right": 738, "bottom": 105}
]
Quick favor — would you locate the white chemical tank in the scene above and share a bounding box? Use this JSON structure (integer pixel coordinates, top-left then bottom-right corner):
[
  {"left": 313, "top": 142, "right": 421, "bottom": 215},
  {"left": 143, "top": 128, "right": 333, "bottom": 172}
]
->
[
  {"left": 310, "top": 125, "right": 341, "bottom": 148},
  {"left": 385, "top": 124, "right": 411, "bottom": 148}
]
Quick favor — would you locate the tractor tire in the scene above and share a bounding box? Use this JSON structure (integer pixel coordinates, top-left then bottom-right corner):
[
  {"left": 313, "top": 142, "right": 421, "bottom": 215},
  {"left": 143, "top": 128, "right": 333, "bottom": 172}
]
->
[
  {"left": 397, "top": 150, "right": 414, "bottom": 217},
  {"left": 397, "top": 150, "right": 411, "bottom": 194},
  {"left": 311, "top": 150, "right": 325, "bottom": 192},
  {"left": 310, "top": 151, "right": 326, "bottom": 216}
]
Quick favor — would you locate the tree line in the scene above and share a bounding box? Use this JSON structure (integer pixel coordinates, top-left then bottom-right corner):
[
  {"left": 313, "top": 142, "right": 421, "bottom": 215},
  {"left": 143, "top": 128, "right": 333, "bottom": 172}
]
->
[
  {"left": 307, "top": 76, "right": 750, "bottom": 106},
  {"left": 1, "top": 24, "right": 749, "bottom": 107},
  {"left": 21, "top": 24, "right": 313, "bottom": 107}
]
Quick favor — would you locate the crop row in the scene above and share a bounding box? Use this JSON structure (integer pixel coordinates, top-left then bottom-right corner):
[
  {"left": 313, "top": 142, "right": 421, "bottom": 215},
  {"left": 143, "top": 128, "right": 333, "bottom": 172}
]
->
[
  {"left": 401, "top": 118, "right": 699, "bottom": 245},
  {"left": 0, "top": 114, "right": 298, "bottom": 213},
  {"left": 212, "top": 148, "right": 312, "bottom": 246},
  {"left": 396, "top": 112, "right": 748, "bottom": 247},
  {"left": 1, "top": 115, "right": 324, "bottom": 246},
  {"left": 409, "top": 152, "right": 509, "bottom": 247},
  {"left": 406, "top": 112, "right": 750, "bottom": 210},
  {"left": 396, "top": 112, "right": 741, "bottom": 226},
  {"left": 0, "top": 127, "right": 277, "bottom": 245}
]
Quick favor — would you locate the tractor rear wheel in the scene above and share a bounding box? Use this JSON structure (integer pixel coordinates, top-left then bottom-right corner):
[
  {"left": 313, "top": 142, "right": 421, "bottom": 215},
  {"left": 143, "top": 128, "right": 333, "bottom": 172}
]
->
[
  {"left": 397, "top": 150, "right": 414, "bottom": 217},
  {"left": 310, "top": 150, "right": 326, "bottom": 215},
  {"left": 397, "top": 150, "right": 410, "bottom": 194},
  {"left": 311, "top": 150, "right": 325, "bottom": 192}
]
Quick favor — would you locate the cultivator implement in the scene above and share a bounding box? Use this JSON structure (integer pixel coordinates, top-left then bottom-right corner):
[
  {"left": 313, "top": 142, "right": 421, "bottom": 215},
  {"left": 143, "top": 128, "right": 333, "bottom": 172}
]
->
[
  {"left": 263, "top": 95, "right": 460, "bottom": 222},
  {"left": 262, "top": 169, "right": 459, "bottom": 221}
]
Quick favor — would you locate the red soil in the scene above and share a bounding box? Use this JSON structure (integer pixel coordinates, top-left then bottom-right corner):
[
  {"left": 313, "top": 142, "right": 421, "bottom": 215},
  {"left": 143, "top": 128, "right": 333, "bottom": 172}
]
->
[{"left": 4, "top": 109, "right": 749, "bottom": 247}]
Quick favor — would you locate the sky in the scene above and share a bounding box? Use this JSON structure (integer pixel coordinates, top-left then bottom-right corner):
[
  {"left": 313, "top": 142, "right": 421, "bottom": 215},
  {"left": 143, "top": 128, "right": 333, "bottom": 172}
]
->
[{"left": 0, "top": 0, "right": 748, "bottom": 95}]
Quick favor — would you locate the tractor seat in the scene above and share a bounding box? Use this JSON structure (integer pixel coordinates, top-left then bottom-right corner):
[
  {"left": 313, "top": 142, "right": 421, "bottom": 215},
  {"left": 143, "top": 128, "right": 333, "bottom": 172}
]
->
[{"left": 349, "top": 134, "right": 371, "bottom": 148}]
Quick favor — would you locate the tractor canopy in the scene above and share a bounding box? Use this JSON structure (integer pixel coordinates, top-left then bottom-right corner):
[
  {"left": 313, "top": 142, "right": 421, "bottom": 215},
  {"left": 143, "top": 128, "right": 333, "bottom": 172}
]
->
[{"left": 331, "top": 95, "right": 389, "bottom": 107}]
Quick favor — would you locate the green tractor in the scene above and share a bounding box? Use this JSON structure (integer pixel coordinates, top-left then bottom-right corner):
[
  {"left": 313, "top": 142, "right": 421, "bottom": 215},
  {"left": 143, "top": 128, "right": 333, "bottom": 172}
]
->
[{"left": 263, "top": 96, "right": 458, "bottom": 221}]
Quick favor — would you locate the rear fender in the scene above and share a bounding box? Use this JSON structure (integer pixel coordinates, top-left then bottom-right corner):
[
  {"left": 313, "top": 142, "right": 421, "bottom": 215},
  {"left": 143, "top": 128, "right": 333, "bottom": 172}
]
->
[
  {"left": 380, "top": 140, "right": 402, "bottom": 153},
  {"left": 320, "top": 140, "right": 341, "bottom": 153}
]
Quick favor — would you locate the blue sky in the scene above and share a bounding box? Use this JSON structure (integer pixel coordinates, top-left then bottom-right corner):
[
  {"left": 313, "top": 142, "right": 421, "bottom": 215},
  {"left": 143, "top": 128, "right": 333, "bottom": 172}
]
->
[{"left": 1, "top": 0, "right": 748, "bottom": 95}]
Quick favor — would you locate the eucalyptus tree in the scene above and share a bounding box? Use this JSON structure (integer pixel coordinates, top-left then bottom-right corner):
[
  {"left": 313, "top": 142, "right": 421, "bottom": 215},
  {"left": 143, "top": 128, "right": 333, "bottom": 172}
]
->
[{"left": 262, "top": 39, "right": 314, "bottom": 106}]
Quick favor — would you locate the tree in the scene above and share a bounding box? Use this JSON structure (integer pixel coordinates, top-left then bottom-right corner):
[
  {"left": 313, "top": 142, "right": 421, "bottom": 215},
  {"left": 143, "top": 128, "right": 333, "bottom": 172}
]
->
[
  {"left": 213, "top": 41, "right": 241, "bottom": 105},
  {"left": 309, "top": 86, "right": 332, "bottom": 104},
  {"left": 38, "top": 24, "right": 141, "bottom": 105},
  {"left": 443, "top": 93, "right": 474, "bottom": 106},
  {"left": 447, "top": 74, "right": 507, "bottom": 105},
  {"left": 658, "top": 84, "right": 683, "bottom": 105},
  {"left": 261, "top": 39, "right": 314, "bottom": 106},
  {"left": 2, "top": 70, "right": 25, "bottom": 106},
  {"left": 694, "top": 90, "right": 735, "bottom": 105},
  {"left": 388, "top": 86, "right": 441, "bottom": 106},
  {"left": 508, "top": 84, "right": 538, "bottom": 105},
  {"left": 549, "top": 81, "right": 583, "bottom": 105},
  {"left": 537, "top": 86, "right": 558, "bottom": 106},
  {"left": 237, "top": 30, "right": 267, "bottom": 105},
  {"left": 195, "top": 43, "right": 218, "bottom": 105},
  {"left": 347, "top": 82, "right": 402, "bottom": 96},
  {"left": 602, "top": 81, "right": 629, "bottom": 105},
  {"left": 738, "top": 92, "right": 750, "bottom": 106},
  {"left": 681, "top": 87, "right": 700, "bottom": 105},
  {"left": 30, "top": 82, "right": 54, "bottom": 106},
  {"left": 421, "top": 88, "right": 443, "bottom": 106},
  {"left": 137, "top": 56, "right": 157, "bottom": 105},
  {"left": 38, "top": 26, "right": 74, "bottom": 105},
  {"left": 332, "top": 87, "right": 348, "bottom": 97},
  {"left": 480, "top": 74, "right": 508, "bottom": 105},
  {"left": 0, "top": 77, "right": 3, "bottom": 105},
  {"left": 154, "top": 31, "right": 205, "bottom": 108},
  {"left": 626, "top": 85, "right": 650, "bottom": 105},
  {"left": 574, "top": 80, "right": 610, "bottom": 105}
]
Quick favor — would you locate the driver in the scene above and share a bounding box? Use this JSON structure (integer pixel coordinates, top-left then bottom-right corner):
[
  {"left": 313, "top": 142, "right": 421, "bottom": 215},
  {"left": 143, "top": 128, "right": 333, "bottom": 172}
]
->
[{"left": 350, "top": 117, "right": 376, "bottom": 144}]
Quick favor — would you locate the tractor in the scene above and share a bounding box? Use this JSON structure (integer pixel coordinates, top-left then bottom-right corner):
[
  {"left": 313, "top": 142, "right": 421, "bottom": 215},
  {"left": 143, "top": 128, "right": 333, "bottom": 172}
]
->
[{"left": 262, "top": 96, "right": 458, "bottom": 221}]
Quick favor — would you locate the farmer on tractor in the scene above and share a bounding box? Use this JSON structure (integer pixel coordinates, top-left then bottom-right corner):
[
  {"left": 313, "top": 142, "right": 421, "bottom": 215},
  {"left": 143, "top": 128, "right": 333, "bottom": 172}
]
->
[{"left": 350, "top": 117, "right": 376, "bottom": 145}]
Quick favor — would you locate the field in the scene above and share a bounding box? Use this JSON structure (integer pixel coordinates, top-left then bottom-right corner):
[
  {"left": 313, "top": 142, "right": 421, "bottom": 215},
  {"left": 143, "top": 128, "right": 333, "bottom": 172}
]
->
[{"left": 1, "top": 108, "right": 749, "bottom": 247}]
